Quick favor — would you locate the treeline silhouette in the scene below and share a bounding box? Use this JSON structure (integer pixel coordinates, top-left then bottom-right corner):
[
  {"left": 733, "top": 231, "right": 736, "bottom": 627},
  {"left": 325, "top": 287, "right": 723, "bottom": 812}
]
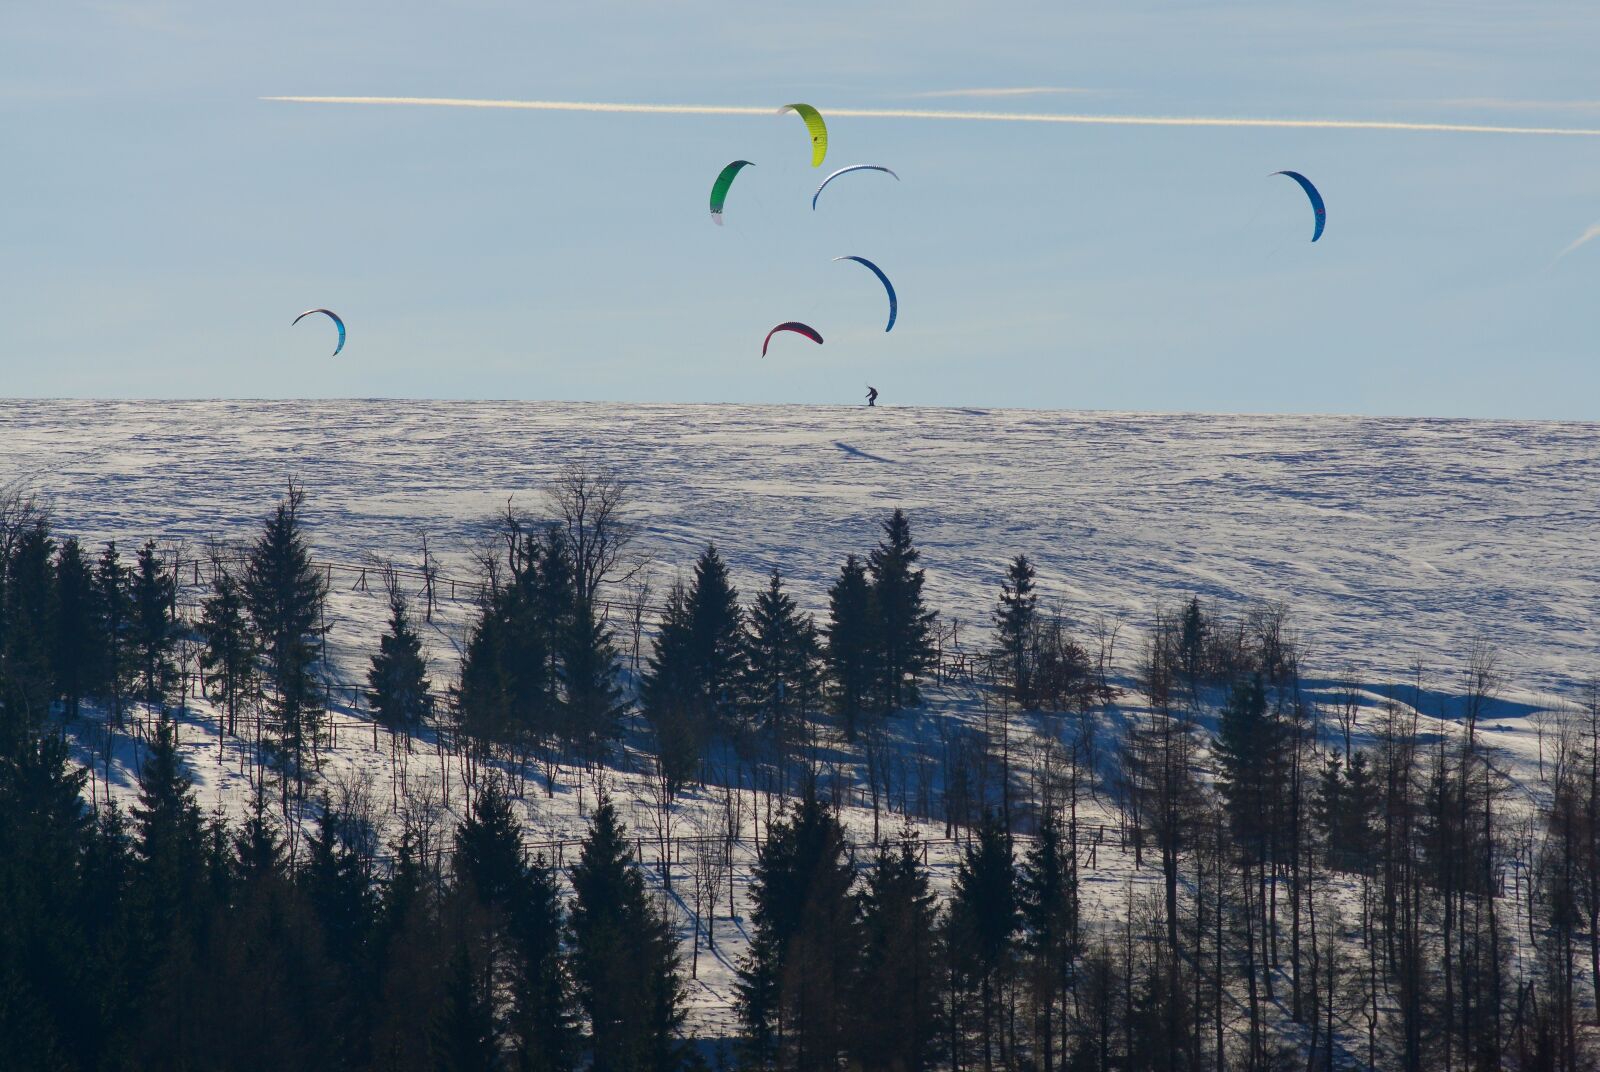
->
[{"left": 0, "top": 471, "right": 1596, "bottom": 1071}]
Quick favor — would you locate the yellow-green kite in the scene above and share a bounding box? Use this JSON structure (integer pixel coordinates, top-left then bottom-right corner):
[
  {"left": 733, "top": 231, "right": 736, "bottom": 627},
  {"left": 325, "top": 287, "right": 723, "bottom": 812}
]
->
[{"left": 778, "top": 103, "right": 828, "bottom": 167}]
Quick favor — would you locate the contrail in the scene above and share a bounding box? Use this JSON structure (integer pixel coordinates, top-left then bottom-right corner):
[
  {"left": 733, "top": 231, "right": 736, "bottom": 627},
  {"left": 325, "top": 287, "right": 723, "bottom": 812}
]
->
[
  {"left": 902, "top": 87, "right": 1101, "bottom": 99},
  {"left": 1558, "top": 222, "right": 1600, "bottom": 259},
  {"left": 263, "top": 95, "right": 1600, "bottom": 137}
]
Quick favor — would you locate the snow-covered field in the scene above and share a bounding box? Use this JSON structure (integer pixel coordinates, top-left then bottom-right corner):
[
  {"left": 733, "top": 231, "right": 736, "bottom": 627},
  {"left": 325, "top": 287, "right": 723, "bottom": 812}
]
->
[
  {"left": 2, "top": 399, "right": 1596, "bottom": 1040},
  {"left": 4, "top": 400, "right": 1596, "bottom": 693}
]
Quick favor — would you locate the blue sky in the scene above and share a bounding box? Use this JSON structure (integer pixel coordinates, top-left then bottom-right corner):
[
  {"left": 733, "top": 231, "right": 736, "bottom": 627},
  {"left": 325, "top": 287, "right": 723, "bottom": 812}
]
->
[{"left": 3, "top": 1, "right": 1599, "bottom": 416}]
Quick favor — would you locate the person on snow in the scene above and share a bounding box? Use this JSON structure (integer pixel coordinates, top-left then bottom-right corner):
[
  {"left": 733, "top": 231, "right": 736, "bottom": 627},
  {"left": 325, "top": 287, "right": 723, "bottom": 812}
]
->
[{"left": 865, "top": 385, "right": 878, "bottom": 407}]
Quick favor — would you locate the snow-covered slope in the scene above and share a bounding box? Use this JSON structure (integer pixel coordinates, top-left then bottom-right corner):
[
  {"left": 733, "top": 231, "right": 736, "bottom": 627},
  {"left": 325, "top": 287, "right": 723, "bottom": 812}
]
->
[
  {"left": 3, "top": 400, "right": 1595, "bottom": 694},
  {"left": 4, "top": 399, "right": 1594, "bottom": 1041}
]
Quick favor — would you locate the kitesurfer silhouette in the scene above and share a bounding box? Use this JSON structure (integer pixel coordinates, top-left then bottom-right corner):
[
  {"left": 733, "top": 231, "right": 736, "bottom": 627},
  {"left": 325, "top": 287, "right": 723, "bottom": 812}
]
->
[{"left": 866, "top": 386, "right": 878, "bottom": 407}]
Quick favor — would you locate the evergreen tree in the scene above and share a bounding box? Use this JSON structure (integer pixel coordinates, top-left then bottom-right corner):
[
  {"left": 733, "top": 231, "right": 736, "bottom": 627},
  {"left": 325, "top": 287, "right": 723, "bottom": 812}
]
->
[
  {"left": 456, "top": 582, "right": 517, "bottom": 748},
  {"left": 867, "top": 509, "right": 936, "bottom": 712},
  {"left": 1214, "top": 674, "right": 1283, "bottom": 862},
  {"left": 371, "top": 825, "right": 447, "bottom": 1072},
  {"left": 946, "top": 812, "right": 1017, "bottom": 1072},
  {"left": 302, "top": 791, "right": 377, "bottom": 980},
  {"left": 741, "top": 569, "right": 824, "bottom": 765},
  {"left": 1340, "top": 748, "right": 1380, "bottom": 874},
  {"left": 687, "top": 544, "right": 745, "bottom": 737},
  {"left": 532, "top": 524, "right": 576, "bottom": 746},
  {"left": 130, "top": 718, "right": 210, "bottom": 936},
  {"left": 80, "top": 799, "right": 136, "bottom": 1066},
  {"left": 243, "top": 483, "right": 328, "bottom": 796},
  {"left": 1212, "top": 673, "right": 1285, "bottom": 1056},
  {"left": 207, "top": 780, "right": 341, "bottom": 1072},
  {"left": 1178, "top": 595, "right": 1208, "bottom": 696},
  {"left": 455, "top": 528, "right": 569, "bottom": 756},
  {"left": 560, "top": 595, "right": 626, "bottom": 760},
  {"left": 452, "top": 778, "right": 576, "bottom": 1072},
  {"left": 52, "top": 536, "right": 103, "bottom": 719},
  {"left": 1017, "top": 811, "right": 1079, "bottom": 1072},
  {"left": 641, "top": 581, "right": 703, "bottom": 793},
  {"left": 131, "top": 539, "right": 178, "bottom": 709},
  {"left": 198, "top": 554, "right": 255, "bottom": 737},
  {"left": 0, "top": 732, "right": 99, "bottom": 1069},
  {"left": 569, "top": 795, "right": 686, "bottom": 1072},
  {"left": 454, "top": 776, "right": 531, "bottom": 908},
  {"left": 852, "top": 828, "right": 943, "bottom": 1072},
  {"left": 992, "top": 554, "right": 1038, "bottom": 710},
  {"left": 510, "top": 853, "right": 576, "bottom": 1072},
  {"left": 823, "top": 554, "right": 879, "bottom": 739},
  {"left": 368, "top": 589, "right": 433, "bottom": 734},
  {"left": 738, "top": 785, "right": 858, "bottom": 1071},
  {"left": 1, "top": 519, "right": 56, "bottom": 736},
  {"left": 128, "top": 717, "right": 215, "bottom": 1067},
  {"left": 95, "top": 540, "right": 136, "bottom": 725},
  {"left": 234, "top": 782, "right": 285, "bottom": 883},
  {"left": 434, "top": 946, "right": 499, "bottom": 1072},
  {"left": 1313, "top": 747, "right": 1380, "bottom": 875}
]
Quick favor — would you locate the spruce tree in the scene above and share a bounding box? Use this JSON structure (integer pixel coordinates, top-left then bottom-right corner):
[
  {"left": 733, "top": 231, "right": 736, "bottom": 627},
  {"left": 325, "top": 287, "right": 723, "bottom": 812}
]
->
[
  {"left": 560, "top": 596, "right": 626, "bottom": 760},
  {"left": 95, "top": 541, "right": 135, "bottom": 726},
  {"left": 368, "top": 590, "right": 433, "bottom": 734},
  {"left": 1, "top": 519, "right": 56, "bottom": 735},
  {"left": 1313, "top": 748, "right": 1380, "bottom": 874},
  {"left": 687, "top": 545, "right": 745, "bottom": 737},
  {"left": 867, "top": 509, "right": 936, "bottom": 712},
  {"left": 371, "top": 826, "right": 446, "bottom": 1072},
  {"left": 456, "top": 584, "right": 516, "bottom": 747},
  {"left": 243, "top": 483, "right": 328, "bottom": 796},
  {"left": 433, "top": 947, "right": 499, "bottom": 1072},
  {"left": 532, "top": 524, "right": 576, "bottom": 747},
  {"left": 234, "top": 782, "right": 285, "bottom": 883},
  {"left": 454, "top": 776, "right": 531, "bottom": 907},
  {"left": 198, "top": 555, "right": 255, "bottom": 737},
  {"left": 453, "top": 778, "right": 576, "bottom": 1072},
  {"left": 53, "top": 536, "right": 103, "bottom": 719},
  {"left": 641, "top": 581, "right": 703, "bottom": 793},
  {"left": 456, "top": 528, "right": 568, "bottom": 756},
  {"left": 823, "top": 554, "right": 879, "bottom": 739},
  {"left": 127, "top": 717, "right": 217, "bottom": 1066},
  {"left": 0, "top": 732, "right": 98, "bottom": 1069},
  {"left": 992, "top": 554, "right": 1038, "bottom": 710},
  {"left": 738, "top": 785, "right": 858, "bottom": 1071},
  {"left": 302, "top": 791, "right": 377, "bottom": 981},
  {"left": 569, "top": 795, "right": 686, "bottom": 1072},
  {"left": 1340, "top": 748, "right": 1380, "bottom": 874},
  {"left": 741, "top": 569, "right": 824, "bottom": 765},
  {"left": 130, "top": 718, "right": 209, "bottom": 935},
  {"left": 852, "top": 828, "right": 942, "bottom": 1072},
  {"left": 1017, "top": 811, "right": 1079, "bottom": 1072},
  {"left": 131, "top": 539, "right": 178, "bottom": 709},
  {"left": 510, "top": 852, "right": 576, "bottom": 1072},
  {"left": 1178, "top": 595, "right": 1208, "bottom": 696},
  {"left": 946, "top": 812, "right": 1017, "bottom": 1071},
  {"left": 1214, "top": 674, "right": 1281, "bottom": 862}
]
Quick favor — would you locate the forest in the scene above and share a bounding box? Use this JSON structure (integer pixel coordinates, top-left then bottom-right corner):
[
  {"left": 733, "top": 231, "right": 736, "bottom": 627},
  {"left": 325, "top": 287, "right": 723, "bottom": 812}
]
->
[{"left": 0, "top": 469, "right": 1595, "bottom": 1072}]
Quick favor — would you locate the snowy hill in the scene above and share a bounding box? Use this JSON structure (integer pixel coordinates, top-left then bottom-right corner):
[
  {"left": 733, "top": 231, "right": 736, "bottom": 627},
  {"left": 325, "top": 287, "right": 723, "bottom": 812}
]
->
[
  {"left": 4, "top": 400, "right": 1595, "bottom": 694},
  {"left": 3, "top": 399, "right": 1596, "bottom": 1044}
]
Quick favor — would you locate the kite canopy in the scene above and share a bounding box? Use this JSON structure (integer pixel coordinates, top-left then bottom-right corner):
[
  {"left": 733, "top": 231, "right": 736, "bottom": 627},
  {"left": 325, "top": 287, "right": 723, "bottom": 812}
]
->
[
  {"left": 1273, "top": 170, "right": 1326, "bottom": 242},
  {"left": 709, "top": 160, "right": 754, "bottom": 225},
  {"left": 292, "top": 307, "right": 346, "bottom": 356},
  {"left": 812, "top": 164, "right": 899, "bottom": 210},
  {"left": 778, "top": 104, "right": 828, "bottom": 167},
  {"left": 833, "top": 256, "right": 898, "bottom": 332},
  {"left": 762, "top": 321, "right": 824, "bottom": 357}
]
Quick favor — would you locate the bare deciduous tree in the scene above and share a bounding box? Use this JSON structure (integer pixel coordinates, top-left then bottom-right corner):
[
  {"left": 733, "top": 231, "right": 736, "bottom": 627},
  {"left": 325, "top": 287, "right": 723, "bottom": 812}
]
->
[
  {"left": 687, "top": 808, "right": 730, "bottom": 976},
  {"left": 0, "top": 479, "right": 49, "bottom": 563},
  {"left": 544, "top": 463, "right": 639, "bottom": 606}
]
